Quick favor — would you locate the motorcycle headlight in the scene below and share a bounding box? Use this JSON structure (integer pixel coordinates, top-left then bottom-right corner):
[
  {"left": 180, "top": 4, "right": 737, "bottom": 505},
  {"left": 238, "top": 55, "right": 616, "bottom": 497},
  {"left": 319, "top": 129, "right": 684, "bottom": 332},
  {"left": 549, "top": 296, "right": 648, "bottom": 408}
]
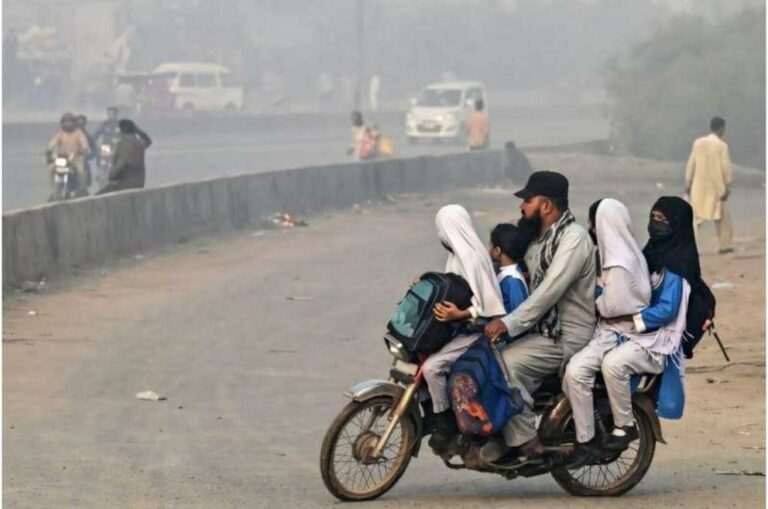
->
[{"left": 383, "top": 335, "right": 409, "bottom": 362}]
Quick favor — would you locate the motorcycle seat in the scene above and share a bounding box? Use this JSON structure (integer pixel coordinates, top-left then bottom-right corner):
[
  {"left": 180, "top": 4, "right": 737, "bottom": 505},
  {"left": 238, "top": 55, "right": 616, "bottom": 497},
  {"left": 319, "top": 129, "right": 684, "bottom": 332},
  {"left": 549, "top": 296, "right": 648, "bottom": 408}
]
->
[{"left": 531, "top": 372, "right": 661, "bottom": 408}]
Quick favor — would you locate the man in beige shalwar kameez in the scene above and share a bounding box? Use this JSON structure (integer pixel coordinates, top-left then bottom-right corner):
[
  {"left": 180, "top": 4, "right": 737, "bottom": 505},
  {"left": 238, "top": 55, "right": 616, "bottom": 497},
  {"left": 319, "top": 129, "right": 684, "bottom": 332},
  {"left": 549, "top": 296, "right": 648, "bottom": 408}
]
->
[{"left": 685, "top": 116, "right": 733, "bottom": 254}]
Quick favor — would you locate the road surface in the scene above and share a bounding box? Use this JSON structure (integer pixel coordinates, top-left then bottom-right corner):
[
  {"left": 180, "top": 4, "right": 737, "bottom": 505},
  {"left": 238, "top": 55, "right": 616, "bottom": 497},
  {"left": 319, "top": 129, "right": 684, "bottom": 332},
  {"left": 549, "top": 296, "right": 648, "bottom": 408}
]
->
[
  {"left": 2, "top": 104, "right": 608, "bottom": 211},
  {"left": 3, "top": 152, "right": 765, "bottom": 508}
]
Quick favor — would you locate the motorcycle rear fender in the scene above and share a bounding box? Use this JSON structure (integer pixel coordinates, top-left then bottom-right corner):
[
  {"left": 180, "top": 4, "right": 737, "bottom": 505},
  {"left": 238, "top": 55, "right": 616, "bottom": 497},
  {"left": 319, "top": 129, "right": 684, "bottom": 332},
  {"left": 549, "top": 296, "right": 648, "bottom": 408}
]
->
[
  {"left": 344, "top": 379, "right": 424, "bottom": 457},
  {"left": 538, "top": 394, "right": 665, "bottom": 444},
  {"left": 632, "top": 393, "right": 666, "bottom": 444}
]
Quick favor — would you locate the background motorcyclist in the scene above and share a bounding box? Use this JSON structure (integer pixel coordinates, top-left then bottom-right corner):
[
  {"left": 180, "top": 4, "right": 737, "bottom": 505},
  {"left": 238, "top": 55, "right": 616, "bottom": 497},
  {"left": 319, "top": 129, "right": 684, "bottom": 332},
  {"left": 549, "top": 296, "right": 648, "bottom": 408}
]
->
[
  {"left": 46, "top": 112, "right": 90, "bottom": 198},
  {"left": 94, "top": 106, "right": 121, "bottom": 144},
  {"left": 76, "top": 114, "right": 97, "bottom": 190},
  {"left": 94, "top": 107, "right": 122, "bottom": 188}
]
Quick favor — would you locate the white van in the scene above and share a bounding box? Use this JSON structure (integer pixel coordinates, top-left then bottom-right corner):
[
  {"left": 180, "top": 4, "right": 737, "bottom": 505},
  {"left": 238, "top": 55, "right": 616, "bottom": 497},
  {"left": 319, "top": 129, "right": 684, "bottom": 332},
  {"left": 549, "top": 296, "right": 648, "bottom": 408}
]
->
[
  {"left": 153, "top": 62, "right": 245, "bottom": 113},
  {"left": 405, "top": 81, "right": 487, "bottom": 142}
]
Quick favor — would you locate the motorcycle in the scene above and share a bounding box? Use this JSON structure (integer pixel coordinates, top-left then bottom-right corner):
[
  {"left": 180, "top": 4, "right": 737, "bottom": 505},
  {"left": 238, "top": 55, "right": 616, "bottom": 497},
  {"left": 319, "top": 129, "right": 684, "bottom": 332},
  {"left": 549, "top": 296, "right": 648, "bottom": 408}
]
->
[
  {"left": 320, "top": 334, "right": 664, "bottom": 501},
  {"left": 96, "top": 136, "right": 119, "bottom": 190},
  {"left": 49, "top": 155, "right": 80, "bottom": 202}
]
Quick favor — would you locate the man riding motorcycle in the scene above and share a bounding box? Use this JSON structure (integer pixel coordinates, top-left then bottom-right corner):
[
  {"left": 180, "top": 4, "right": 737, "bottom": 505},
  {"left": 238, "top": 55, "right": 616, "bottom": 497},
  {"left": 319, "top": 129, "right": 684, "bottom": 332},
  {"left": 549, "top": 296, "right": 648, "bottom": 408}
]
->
[
  {"left": 484, "top": 171, "right": 597, "bottom": 465},
  {"left": 46, "top": 112, "right": 90, "bottom": 199},
  {"left": 76, "top": 114, "right": 97, "bottom": 190},
  {"left": 94, "top": 107, "right": 122, "bottom": 189},
  {"left": 94, "top": 106, "right": 120, "bottom": 143}
]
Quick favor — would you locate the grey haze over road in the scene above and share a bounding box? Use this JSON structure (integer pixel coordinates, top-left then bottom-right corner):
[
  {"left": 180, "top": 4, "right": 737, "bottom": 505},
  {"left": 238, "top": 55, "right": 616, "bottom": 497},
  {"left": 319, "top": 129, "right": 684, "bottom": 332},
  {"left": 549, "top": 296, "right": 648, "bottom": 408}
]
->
[{"left": 2, "top": 104, "right": 608, "bottom": 211}]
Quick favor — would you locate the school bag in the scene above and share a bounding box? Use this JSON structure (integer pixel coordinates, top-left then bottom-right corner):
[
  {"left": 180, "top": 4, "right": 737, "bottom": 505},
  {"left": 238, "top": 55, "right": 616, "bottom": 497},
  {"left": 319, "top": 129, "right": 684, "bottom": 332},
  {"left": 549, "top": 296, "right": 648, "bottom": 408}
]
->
[
  {"left": 387, "top": 272, "right": 473, "bottom": 354},
  {"left": 681, "top": 279, "right": 717, "bottom": 359},
  {"left": 448, "top": 338, "right": 528, "bottom": 437},
  {"left": 655, "top": 354, "right": 685, "bottom": 419}
]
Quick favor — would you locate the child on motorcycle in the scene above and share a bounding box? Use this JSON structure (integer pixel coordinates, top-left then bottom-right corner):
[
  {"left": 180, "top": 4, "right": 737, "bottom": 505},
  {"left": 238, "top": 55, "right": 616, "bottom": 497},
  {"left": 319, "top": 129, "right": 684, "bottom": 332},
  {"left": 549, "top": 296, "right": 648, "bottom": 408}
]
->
[
  {"left": 562, "top": 198, "right": 652, "bottom": 468},
  {"left": 424, "top": 205, "right": 507, "bottom": 454},
  {"left": 444, "top": 222, "right": 535, "bottom": 444},
  {"left": 489, "top": 223, "right": 536, "bottom": 328}
]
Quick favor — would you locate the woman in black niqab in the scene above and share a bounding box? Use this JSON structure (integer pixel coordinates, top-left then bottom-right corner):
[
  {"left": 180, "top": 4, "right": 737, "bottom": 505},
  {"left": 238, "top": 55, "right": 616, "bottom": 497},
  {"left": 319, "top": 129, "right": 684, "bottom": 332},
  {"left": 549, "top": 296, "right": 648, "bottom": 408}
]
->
[{"left": 642, "top": 196, "right": 701, "bottom": 285}]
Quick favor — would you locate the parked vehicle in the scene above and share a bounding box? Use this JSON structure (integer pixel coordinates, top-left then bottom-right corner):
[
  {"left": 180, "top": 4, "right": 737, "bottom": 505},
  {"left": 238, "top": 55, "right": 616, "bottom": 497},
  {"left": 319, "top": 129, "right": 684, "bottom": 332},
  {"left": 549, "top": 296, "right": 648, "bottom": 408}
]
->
[
  {"left": 320, "top": 334, "right": 662, "bottom": 501},
  {"left": 405, "top": 81, "right": 487, "bottom": 143},
  {"left": 152, "top": 62, "right": 244, "bottom": 114}
]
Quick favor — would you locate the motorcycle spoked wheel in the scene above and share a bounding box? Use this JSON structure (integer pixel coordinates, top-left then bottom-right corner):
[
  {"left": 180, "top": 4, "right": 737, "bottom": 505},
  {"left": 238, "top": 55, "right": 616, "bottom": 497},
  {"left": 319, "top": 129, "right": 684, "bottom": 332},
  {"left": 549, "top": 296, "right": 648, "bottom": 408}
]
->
[
  {"left": 320, "top": 396, "right": 416, "bottom": 501},
  {"left": 53, "top": 180, "right": 67, "bottom": 201},
  {"left": 549, "top": 405, "right": 656, "bottom": 497}
]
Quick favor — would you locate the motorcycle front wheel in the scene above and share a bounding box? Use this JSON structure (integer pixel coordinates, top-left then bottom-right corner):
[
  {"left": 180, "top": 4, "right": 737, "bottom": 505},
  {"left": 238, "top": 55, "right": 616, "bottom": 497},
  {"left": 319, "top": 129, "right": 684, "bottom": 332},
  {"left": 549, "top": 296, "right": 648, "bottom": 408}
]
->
[
  {"left": 320, "top": 396, "right": 416, "bottom": 501},
  {"left": 53, "top": 183, "right": 66, "bottom": 202}
]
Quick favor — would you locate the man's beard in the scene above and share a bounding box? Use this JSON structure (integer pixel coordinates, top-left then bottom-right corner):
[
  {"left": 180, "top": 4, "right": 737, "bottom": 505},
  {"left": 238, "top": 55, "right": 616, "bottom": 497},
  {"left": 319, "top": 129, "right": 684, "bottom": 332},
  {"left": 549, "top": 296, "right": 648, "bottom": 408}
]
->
[{"left": 518, "top": 209, "right": 543, "bottom": 236}]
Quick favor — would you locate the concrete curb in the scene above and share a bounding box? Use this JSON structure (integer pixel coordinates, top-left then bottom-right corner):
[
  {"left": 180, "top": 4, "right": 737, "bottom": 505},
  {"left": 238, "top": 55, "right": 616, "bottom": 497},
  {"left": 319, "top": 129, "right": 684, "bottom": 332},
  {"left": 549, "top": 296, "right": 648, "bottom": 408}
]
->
[{"left": 3, "top": 149, "right": 519, "bottom": 287}]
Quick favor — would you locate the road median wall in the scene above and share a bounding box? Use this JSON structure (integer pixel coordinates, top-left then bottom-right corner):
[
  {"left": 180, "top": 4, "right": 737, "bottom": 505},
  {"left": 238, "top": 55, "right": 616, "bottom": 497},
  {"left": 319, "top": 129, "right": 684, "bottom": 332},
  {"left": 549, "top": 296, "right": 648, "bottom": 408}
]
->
[{"left": 3, "top": 150, "right": 512, "bottom": 286}]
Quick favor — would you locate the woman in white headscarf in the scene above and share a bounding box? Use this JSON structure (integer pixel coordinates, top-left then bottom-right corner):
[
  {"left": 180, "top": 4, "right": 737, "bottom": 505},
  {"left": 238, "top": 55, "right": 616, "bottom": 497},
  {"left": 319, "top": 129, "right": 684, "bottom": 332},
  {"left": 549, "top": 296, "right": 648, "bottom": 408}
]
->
[
  {"left": 424, "top": 204, "right": 507, "bottom": 453},
  {"left": 562, "top": 198, "right": 652, "bottom": 468}
]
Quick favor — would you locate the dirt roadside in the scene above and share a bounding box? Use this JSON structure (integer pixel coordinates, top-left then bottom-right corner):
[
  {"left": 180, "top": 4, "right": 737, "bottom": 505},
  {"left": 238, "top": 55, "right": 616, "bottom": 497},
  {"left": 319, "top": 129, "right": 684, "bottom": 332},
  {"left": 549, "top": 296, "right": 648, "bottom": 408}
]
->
[{"left": 3, "top": 152, "right": 765, "bottom": 508}]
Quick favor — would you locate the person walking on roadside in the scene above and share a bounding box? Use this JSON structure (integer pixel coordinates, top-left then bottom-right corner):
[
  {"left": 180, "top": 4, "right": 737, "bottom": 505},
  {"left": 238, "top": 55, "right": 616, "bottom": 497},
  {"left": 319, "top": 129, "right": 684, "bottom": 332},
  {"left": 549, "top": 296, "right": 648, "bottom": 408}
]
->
[
  {"left": 467, "top": 99, "right": 489, "bottom": 151},
  {"left": 685, "top": 116, "right": 734, "bottom": 254},
  {"left": 348, "top": 111, "right": 375, "bottom": 161}
]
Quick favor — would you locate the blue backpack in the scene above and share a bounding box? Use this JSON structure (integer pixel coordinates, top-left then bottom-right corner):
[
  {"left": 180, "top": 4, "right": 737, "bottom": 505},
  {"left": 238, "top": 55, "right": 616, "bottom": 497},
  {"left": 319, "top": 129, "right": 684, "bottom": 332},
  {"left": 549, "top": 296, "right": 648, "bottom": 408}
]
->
[{"left": 448, "top": 338, "right": 527, "bottom": 437}]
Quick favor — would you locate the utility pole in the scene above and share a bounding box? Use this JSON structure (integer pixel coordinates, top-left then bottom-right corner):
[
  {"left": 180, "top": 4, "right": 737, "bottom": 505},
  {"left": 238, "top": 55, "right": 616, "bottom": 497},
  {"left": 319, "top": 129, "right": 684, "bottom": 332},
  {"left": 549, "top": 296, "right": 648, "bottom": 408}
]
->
[{"left": 354, "top": 0, "right": 364, "bottom": 112}]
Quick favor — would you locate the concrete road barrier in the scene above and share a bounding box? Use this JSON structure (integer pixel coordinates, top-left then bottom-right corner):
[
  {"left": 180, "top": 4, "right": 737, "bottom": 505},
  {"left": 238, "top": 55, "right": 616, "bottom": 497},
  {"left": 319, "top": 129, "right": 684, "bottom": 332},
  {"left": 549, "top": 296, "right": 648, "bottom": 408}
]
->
[{"left": 3, "top": 148, "right": 532, "bottom": 287}]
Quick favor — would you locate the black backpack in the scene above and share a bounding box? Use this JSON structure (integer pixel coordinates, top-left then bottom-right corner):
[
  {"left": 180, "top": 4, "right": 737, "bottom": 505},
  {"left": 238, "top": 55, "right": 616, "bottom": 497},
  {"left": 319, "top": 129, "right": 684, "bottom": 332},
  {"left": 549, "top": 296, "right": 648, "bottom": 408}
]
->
[
  {"left": 387, "top": 272, "right": 473, "bottom": 354},
  {"left": 682, "top": 279, "right": 716, "bottom": 359}
]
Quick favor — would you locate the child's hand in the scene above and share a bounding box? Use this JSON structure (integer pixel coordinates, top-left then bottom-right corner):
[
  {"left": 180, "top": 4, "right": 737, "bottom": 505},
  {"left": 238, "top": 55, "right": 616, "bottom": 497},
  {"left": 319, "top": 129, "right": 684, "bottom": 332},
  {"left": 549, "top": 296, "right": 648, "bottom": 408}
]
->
[
  {"left": 410, "top": 276, "right": 420, "bottom": 287},
  {"left": 433, "top": 301, "right": 463, "bottom": 322}
]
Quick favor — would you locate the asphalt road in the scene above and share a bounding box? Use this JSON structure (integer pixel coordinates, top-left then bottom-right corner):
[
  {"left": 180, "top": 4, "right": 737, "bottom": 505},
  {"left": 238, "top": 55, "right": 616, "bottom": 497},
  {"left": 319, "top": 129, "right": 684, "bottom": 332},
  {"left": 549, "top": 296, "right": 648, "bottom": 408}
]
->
[
  {"left": 4, "top": 153, "right": 764, "bottom": 508},
  {"left": 2, "top": 104, "right": 608, "bottom": 211}
]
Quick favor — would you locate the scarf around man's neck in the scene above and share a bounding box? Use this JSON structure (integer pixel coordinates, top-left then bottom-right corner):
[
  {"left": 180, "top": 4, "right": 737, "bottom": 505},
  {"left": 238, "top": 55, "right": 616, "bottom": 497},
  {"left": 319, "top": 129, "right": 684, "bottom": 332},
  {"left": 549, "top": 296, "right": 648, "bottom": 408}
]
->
[{"left": 531, "top": 209, "right": 576, "bottom": 339}]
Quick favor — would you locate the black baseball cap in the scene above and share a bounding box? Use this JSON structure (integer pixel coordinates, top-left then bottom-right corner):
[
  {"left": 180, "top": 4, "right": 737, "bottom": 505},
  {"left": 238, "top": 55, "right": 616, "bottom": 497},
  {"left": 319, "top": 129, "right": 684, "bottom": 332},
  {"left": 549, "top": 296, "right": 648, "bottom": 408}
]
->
[{"left": 514, "top": 170, "right": 569, "bottom": 200}]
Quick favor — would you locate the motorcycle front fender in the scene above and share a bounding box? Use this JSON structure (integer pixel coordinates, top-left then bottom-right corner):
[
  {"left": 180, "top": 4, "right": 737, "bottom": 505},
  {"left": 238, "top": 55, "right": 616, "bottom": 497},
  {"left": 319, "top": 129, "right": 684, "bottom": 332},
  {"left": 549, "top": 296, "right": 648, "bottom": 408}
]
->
[
  {"left": 344, "top": 379, "right": 424, "bottom": 457},
  {"left": 345, "top": 379, "right": 404, "bottom": 402}
]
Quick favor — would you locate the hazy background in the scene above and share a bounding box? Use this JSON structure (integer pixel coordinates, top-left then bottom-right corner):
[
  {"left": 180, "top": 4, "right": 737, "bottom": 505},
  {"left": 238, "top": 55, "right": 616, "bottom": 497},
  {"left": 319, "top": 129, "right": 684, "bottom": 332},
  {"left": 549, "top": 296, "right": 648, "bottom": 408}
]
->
[{"left": 3, "top": 0, "right": 765, "bottom": 209}]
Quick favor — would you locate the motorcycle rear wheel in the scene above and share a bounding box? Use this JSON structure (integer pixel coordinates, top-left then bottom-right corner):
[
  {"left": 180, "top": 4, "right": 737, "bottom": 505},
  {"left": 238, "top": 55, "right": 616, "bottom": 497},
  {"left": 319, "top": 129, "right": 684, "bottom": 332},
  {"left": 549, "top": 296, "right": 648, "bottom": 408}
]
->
[
  {"left": 550, "top": 404, "right": 656, "bottom": 497},
  {"left": 320, "top": 396, "right": 416, "bottom": 501}
]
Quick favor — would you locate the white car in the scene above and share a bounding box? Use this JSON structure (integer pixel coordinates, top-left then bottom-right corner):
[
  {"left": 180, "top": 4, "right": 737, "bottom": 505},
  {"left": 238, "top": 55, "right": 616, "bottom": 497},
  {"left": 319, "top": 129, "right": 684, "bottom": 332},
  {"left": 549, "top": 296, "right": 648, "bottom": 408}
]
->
[
  {"left": 153, "top": 62, "right": 245, "bottom": 114},
  {"left": 405, "top": 81, "right": 487, "bottom": 142}
]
